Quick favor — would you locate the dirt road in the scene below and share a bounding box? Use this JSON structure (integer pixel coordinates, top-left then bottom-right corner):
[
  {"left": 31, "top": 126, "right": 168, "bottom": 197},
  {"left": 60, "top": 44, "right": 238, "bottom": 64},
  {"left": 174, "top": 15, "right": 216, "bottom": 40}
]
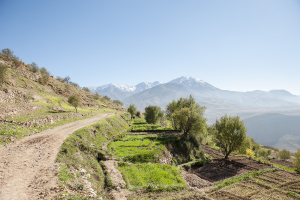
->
[{"left": 0, "top": 113, "right": 114, "bottom": 200}]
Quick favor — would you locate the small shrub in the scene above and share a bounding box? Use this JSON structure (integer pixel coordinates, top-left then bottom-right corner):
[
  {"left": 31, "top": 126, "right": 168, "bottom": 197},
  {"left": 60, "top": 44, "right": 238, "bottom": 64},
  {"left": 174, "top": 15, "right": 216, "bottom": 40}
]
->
[
  {"left": 12, "top": 58, "right": 22, "bottom": 68},
  {"left": 104, "top": 95, "right": 111, "bottom": 101},
  {"left": 279, "top": 149, "right": 291, "bottom": 160},
  {"left": 82, "top": 87, "right": 90, "bottom": 92},
  {"left": 56, "top": 76, "right": 65, "bottom": 82},
  {"left": 246, "top": 148, "right": 255, "bottom": 158},
  {"left": 75, "top": 184, "right": 84, "bottom": 190},
  {"left": 28, "top": 62, "right": 39, "bottom": 73},
  {"left": 294, "top": 148, "right": 300, "bottom": 172}
]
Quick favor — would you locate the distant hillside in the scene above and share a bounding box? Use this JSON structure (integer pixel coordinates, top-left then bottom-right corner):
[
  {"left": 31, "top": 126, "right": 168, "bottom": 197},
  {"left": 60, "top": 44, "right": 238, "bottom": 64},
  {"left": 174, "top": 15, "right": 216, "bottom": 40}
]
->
[{"left": 244, "top": 113, "right": 300, "bottom": 152}]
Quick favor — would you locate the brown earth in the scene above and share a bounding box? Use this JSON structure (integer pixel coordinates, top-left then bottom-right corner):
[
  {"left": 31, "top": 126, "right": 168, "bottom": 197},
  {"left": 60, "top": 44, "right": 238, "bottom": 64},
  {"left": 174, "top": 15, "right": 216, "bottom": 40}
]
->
[
  {"left": 188, "top": 156, "right": 273, "bottom": 183},
  {"left": 270, "top": 159, "right": 295, "bottom": 168},
  {"left": 0, "top": 113, "right": 113, "bottom": 200}
]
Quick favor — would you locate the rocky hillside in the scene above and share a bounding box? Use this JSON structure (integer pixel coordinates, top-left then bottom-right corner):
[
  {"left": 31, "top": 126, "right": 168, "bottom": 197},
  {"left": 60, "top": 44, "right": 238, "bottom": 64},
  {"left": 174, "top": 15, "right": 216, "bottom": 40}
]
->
[{"left": 0, "top": 51, "right": 125, "bottom": 145}]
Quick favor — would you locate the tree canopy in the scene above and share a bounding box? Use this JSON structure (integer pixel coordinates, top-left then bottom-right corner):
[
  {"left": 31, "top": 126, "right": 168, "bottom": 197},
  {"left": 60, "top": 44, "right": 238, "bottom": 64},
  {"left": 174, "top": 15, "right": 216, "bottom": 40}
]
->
[
  {"left": 127, "top": 104, "right": 137, "bottom": 119},
  {"left": 68, "top": 95, "right": 82, "bottom": 113},
  {"left": 144, "top": 105, "right": 164, "bottom": 124},
  {"left": 213, "top": 115, "right": 247, "bottom": 159},
  {"left": 166, "top": 95, "right": 207, "bottom": 137}
]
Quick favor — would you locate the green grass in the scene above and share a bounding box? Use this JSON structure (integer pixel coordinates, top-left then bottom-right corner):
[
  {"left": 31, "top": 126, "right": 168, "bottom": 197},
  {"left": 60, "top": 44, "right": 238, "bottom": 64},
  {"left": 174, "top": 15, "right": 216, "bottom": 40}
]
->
[
  {"left": 213, "top": 168, "right": 277, "bottom": 191},
  {"left": 108, "top": 135, "right": 177, "bottom": 163},
  {"left": 119, "top": 162, "right": 186, "bottom": 191},
  {"left": 273, "top": 163, "right": 298, "bottom": 173}
]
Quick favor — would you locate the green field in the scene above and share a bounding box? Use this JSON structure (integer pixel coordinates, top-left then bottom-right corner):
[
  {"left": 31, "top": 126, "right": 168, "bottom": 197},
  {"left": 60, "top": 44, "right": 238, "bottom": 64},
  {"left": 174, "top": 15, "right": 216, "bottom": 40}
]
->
[
  {"left": 108, "top": 134, "right": 177, "bottom": 163},
  {"left": 119, "top": 162, "right": 186, "bottom": 191}
]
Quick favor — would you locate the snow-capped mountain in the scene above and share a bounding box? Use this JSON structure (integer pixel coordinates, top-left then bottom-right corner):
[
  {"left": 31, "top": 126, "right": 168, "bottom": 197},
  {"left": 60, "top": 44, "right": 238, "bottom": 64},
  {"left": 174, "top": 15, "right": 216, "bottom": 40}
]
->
[
  {"left": 88, "top": 81, "right": 164, "bottom": 100},
  {"left": 168, "top": 76, "right": 218, "bottom": 90}
]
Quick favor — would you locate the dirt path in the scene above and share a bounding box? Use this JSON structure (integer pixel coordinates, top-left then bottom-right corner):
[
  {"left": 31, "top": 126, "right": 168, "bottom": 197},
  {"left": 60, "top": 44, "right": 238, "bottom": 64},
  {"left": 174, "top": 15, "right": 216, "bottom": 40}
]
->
[{"left": 0, "top": 113, "right": 114, "bottom": 200}]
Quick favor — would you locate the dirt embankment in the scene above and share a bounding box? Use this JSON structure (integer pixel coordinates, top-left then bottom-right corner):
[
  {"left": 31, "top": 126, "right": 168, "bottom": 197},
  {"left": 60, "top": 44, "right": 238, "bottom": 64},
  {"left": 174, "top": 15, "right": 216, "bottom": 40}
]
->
[{"left": 0, "top": 113, "right": 113, "bottom": 200}]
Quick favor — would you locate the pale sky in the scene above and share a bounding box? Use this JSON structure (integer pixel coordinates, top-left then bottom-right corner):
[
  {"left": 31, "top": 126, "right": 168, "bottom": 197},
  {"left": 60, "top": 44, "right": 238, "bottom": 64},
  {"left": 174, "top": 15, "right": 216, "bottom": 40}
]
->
[{"left": 1, "top": 0, "right": 300, "bottom": 94}]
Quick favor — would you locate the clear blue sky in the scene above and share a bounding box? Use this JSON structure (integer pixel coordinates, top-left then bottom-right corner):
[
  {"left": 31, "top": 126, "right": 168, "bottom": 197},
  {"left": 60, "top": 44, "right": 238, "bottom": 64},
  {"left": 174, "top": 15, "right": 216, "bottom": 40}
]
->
[{"left": 1, "top": 0, "right": 300, "bottom": 94}]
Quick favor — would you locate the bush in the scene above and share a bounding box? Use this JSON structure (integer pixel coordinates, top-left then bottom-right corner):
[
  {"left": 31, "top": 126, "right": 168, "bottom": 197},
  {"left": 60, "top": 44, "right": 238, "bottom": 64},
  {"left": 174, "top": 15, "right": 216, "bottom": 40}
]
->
[
  {"left": 104, "top": 95, "right": 111, "bottom": 101},
  {"left": 294, "top": 148, "right": 300, "bottom": 172},
  {"left": 12, "top": 58, "right": 22, "bottom": 68},
  {"left": 28, "top": 62, "right": 39, "bottom": 73},
  {"left": 38, "top": 74, "right": 50, "bottom": 85},
  {"left": 70, "top": 81, "right": 80, "bottom": 88},
  {"left": 257, "top": 148, "right": 271, "bottom": 158},
  {"left": 0, "top": 63, "right": 8, "bottom": 86},
  {"left": 56, "top": 76, "right": 64, "bottom": 82},
  {"left": 94, "top": 92, "right": 101, "bottom": 100},
  {"left": 246, "top": 149, "right": 255, "bottom": 158},
  {"left": 113, "top": 100, "right": 123, "bottom": 106},
  {"left": 144, "top": 105, "right": 164, "bottom": 124},
  {"left": 279, "top": 149, "right": 291, "bottom": 160},
  {"left": 136, "top": 111, "right": 142, "bottom": 118},
  {"left": 82, "top": 87, "right": 90, "bottom": 92}
]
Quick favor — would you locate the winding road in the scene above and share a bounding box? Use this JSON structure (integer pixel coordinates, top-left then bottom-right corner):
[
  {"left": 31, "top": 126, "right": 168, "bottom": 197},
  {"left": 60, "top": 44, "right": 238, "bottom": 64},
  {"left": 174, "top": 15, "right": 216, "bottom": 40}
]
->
[{"left": 0, "top": 113, "right": 114, "bottom": 200}]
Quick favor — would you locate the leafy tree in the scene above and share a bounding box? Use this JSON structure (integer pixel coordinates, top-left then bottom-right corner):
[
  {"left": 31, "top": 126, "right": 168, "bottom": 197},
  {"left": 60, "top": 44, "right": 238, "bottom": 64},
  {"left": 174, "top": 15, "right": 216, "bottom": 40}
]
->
[
  {"left": 68, "top": 95, "right": 82, "bottom": 113},
  {"left": 167, "top": 95, "right": 207, "bottom": 137},
  {"left": 0, "top": 63, "right": 8, "bottom": 86},
  {"left": 94, "top": 92, "right": 101, "bottom": 100},
  {"left": 144, "top": 105, "right": 164, "bottom": 124},
  {"left": 70, "top": 81, "right": 80, "bottom": 88},
  {"left": 28, "top": 62, "right": 39, "bottom": 73},
  {"left": 1, "top": 48, "right": 14, "bottom": 59},
  {"left": 82, "top": 87, "right": 90, "bottom": 92},
  {"left": 213, "top": 115, "right": 247, "bottom": 159},
  {"left": 113, "top": 100, "right": 123, "bottom": 106},
  {"left": 64, "top": 76, "right": 70, "bottom": 84},
  {"left": 136, "top": 111, "right": 142, "bottom": 118},
  {"left": 294, "top": 148, "right": 300, "bottom": 172},
  {"left": 127, "top": 104, "right": 137, "bottom": 119},
  {"left": 38, "top": 67, "right": 50, "bottom": 85},
  {"left": 103, "top": 95, "right": 111, "bottom": 101},
  {"left": 279, "top": 149, "right": 291, "bottom": 160}
]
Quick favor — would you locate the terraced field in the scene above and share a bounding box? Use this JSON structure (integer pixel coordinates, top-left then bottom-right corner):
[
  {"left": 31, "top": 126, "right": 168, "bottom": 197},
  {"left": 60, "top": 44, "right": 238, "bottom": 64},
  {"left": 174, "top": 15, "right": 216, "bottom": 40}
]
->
[{"left": 210, "top": 170, "right": 300, "bottom": 199}]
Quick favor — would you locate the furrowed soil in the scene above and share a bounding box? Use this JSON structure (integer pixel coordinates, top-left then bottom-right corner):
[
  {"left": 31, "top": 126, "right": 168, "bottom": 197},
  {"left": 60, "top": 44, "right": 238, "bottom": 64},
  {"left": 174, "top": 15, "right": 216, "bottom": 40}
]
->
[
  {"left": 210, "top": 169, "right": 300, "bottom": 200},
  {"left": 0, "top": 113, "right": 113, "bottom": 200},
  {"left": 187, "top": 156, "right": 273, "bottom": 182}
]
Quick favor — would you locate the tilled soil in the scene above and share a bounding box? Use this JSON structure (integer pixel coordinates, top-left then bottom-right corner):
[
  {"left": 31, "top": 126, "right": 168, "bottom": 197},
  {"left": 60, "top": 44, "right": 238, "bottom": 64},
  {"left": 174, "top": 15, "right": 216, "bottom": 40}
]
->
[
  {"left": 201, "top": 145, "right": 224, "bottom": 159},
  {"left": 270, "top": 159, "right": 295, "bottom": 168},
  {"left": 188, "top": 156, "right": 273, "bottom": 182},
  {"left": 0, "top": 113, "right": 113, "bottom": 200}
]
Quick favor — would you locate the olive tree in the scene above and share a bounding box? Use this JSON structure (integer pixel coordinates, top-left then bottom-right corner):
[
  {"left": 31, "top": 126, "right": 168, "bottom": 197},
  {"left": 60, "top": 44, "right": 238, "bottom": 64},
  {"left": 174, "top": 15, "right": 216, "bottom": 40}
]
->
[
  {"left": 0, "top": 63, "right": 8, "bottom": 86},
  {"left": 127, "top": 104, "right": 137, "bottom": 119},
  {"left": 68, "top": 95, "right": 82, "bottom": 113},
  {"left": 166, "top": 95, "right": 207, "bottom": 137},
  {"left": 213, "top": 115, "right": 247, "bottom": 159},
  {"left": 144, "top": 105, "right": 164, "bottom": 124}
]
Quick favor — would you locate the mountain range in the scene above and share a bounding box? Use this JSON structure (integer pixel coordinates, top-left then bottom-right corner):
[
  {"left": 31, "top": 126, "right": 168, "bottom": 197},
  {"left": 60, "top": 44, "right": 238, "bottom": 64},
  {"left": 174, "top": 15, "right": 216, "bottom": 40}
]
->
[{"left": 89, "top": 76, "right": 300, "bottom": 152}]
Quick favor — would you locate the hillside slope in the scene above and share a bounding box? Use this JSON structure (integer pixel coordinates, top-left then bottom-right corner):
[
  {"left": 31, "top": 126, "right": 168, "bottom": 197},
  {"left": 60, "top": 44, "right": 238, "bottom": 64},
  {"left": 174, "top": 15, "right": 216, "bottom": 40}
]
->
[{"left": 0, "top": 52, "right": 124, "bottom": 146}]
